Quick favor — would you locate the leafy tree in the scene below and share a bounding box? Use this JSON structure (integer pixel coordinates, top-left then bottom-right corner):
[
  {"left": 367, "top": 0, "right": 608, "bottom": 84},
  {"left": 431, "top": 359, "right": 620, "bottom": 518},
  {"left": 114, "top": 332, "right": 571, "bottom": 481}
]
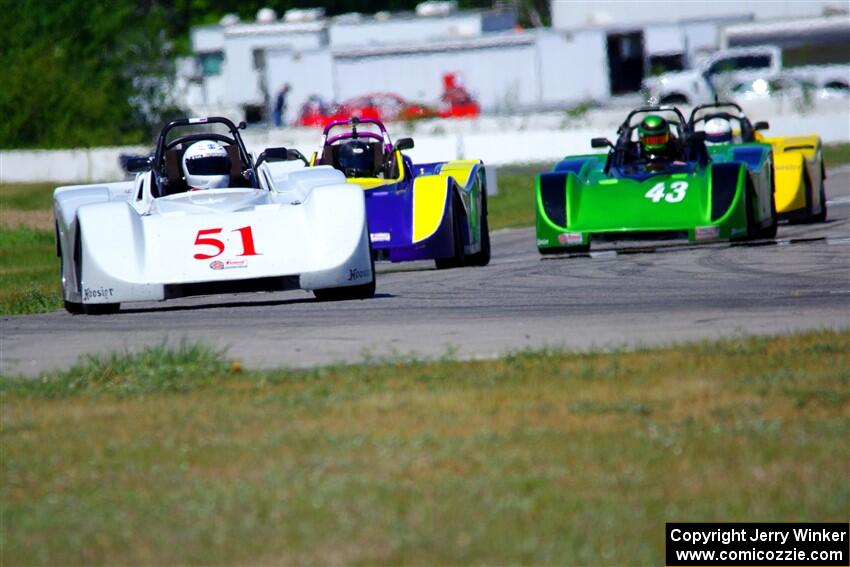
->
[
  {"left": 0, "top": 0, "right": 548, "bottom": 148},
  {"left": 0, "top": 1, "right": 181, "bottom": 148}
]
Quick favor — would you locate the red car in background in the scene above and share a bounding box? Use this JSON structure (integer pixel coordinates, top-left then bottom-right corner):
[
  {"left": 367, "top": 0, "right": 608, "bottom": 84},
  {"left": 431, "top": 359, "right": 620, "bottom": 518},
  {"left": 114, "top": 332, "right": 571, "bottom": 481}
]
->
[{"left": 296, "top": 73, "right": 480, "bottom": 127}]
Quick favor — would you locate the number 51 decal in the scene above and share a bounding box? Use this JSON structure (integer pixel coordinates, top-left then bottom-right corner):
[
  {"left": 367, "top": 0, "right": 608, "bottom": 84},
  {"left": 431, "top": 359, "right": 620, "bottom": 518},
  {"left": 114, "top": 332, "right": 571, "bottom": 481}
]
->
[
  {"left": 193, "top": 226, "right": 261, "bottom": 260},
  {"left": 644, "top": 181, "right": 688, "bottom": 203}
]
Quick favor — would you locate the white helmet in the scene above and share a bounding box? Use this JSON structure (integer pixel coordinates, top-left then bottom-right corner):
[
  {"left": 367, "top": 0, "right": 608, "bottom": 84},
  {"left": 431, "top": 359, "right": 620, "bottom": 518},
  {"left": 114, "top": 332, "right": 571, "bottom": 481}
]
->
[
  {"left": 704, "top": 117, "right": 732, "bottom": 145},
  {"left": 182, "top": 140, "right": 230, "bottom": 189}
]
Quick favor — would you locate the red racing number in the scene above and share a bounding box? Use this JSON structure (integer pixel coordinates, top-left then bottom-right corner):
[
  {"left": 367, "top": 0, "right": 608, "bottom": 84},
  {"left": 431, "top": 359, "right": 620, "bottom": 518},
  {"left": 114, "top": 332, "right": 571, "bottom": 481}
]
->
[{"left": 193, "top": 226, "right": 261, "bottom": 260}]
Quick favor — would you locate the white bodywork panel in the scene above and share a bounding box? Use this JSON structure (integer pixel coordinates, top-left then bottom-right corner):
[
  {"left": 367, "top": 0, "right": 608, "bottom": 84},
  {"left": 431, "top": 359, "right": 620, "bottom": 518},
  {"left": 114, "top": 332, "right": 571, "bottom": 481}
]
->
[{"left": 54, "top": 163, "right": 373, "bottom": 306}]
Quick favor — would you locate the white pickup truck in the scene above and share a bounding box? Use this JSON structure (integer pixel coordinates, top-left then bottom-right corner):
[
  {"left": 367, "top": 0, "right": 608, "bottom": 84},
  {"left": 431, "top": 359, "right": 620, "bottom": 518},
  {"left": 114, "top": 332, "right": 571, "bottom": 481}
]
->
[{"left": 643, "top": 45, "right": 849, "bottom": 105}]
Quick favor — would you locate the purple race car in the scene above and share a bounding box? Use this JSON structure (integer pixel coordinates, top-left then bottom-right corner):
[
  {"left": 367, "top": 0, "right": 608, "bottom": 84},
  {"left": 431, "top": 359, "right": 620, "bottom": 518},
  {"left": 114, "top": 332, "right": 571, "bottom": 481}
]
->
[{"left": 309, "top": 117, "right": 490, "bottom": 268}]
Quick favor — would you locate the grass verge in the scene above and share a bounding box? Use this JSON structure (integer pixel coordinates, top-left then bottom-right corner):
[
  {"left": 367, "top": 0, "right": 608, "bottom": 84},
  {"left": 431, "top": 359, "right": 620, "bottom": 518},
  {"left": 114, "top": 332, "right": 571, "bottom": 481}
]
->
[
  {"left": 823, "top": 141, "right": 850, "bottom": 168},
  {"left": 2, "top": 330, "right": 847, "bottom": 565},
  {"left": 0, "top": 227, "right": 62, "bottom": 314}
]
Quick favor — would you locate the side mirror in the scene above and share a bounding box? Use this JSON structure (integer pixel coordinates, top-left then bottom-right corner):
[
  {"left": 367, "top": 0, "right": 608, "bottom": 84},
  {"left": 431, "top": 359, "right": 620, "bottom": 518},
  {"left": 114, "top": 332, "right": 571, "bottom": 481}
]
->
[
  {"left": 123, "top": 155, "right": 151, "bottom": 173},
  {"left": 256, "top": 147, "right": 310, "bottom": 167},
  {"left": 286, "top": 149, "right": 310, "bottom": 165},
  {"left": 395, "top": 137, "right": 414, "bottom": 151},
  {"left": 754, "top": 121, "right": 769, "bottom": 131},
  {"left": 255, "top": 147, "right": 288, "bottom": 167},
  {"left": 591, "top": 137, "right": 612, "bottom": 149}
]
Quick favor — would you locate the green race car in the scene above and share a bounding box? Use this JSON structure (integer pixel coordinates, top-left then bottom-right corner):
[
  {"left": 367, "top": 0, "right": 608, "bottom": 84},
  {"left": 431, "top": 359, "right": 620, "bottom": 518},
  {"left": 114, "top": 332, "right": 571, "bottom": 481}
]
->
[{"left": 536, "top": 106, "right": 777, "bottom": 254}]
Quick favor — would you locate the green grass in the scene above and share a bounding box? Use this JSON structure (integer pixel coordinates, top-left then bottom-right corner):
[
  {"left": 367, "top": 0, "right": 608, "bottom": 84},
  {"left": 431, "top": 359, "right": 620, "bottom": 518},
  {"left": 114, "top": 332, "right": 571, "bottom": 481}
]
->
[
  {"left": 2, "top": 330, "right": 848, "bottom": 565},
  {"left": 488, "top": 162, "right": 555, "bottom": 229},
  {"left": 0, "top": 227, "right": 62, "bottom": 315},
  {"left": 823, "top": 141, "right": 850, "bottom": 168},
  {"left": 0, "top": 182, "right": 57, "bottom": 211}
]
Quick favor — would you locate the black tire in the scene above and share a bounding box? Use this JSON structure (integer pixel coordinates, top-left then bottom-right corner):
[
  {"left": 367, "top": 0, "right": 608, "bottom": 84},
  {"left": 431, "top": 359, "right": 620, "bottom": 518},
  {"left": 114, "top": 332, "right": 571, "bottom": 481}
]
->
[
  {"left": 64, "top": 300, "right": 84, "bottom": 314},
  {"left": 660, "top": 94, "right": 688, "bottom": 105},
  {"left": 758, "top": 176, "right": 778, "bottom": 239},
  {"left": 435, "top": 197, "right": 466, "bottom": 270},
  {"left": 465, "top": 186, "right": 490, "bottom": 267},
  {"left": 812, "top": 165, "right": 827, "bottom": 223},
  {"left": 733, "top": 180, "right": 757, "bottom": 241},
  {"left": 313, "top": 253, "right": 376, "bottom": 301},
  {"left": 789, "top": 171, "right": 814, "bottom": 225},
  {"left": 83, "top": 303, "right": 121, "bottom": 315}
]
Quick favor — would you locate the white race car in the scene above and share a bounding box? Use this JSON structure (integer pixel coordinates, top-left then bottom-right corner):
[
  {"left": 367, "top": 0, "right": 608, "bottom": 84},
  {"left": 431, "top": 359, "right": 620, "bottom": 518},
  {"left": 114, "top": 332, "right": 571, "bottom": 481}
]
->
[{"left": 54, "top": 116, "right": 375, "bottom": 314}]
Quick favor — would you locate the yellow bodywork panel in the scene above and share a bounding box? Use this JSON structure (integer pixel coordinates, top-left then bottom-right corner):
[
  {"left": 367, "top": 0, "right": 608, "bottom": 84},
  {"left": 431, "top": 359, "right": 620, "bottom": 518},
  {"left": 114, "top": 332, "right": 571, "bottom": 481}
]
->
[
  {"left": 763, "top": 135, "right": 822, "bottom": 214},
  {"left": 438, "top": 160, "right": 479, "bottom": 189},
  {"left": 412, "top": 176, "right": 449, "bottom": 243},
  {"left": 342, "top": 150, "right": 406, "bottom": 190}
]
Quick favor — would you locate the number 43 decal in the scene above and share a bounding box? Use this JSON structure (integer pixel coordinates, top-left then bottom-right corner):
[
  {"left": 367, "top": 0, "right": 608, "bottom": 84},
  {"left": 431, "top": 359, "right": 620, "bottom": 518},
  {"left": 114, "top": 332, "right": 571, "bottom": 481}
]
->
[
  {"left": 644, "top": 181, "right": 688, "bottom": 203},
  {"left": 193, "top": 226, "right": 261, "bottom": 259}
]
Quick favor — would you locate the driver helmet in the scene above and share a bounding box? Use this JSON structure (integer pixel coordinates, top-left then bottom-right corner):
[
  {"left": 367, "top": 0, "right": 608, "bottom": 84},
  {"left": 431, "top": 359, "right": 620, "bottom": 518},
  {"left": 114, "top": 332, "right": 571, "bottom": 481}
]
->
[
  {"left": 638, "top": 115, "right": 670, "bottom": 155},
  {"left": 182, "top": 140, "right": 230, "bottom": 190},
  {"left": 704, "top": 117, "right": 733, "bottom": 145},
  {"left": 337, "top": 139, "right": 374, "bottom": 178}
]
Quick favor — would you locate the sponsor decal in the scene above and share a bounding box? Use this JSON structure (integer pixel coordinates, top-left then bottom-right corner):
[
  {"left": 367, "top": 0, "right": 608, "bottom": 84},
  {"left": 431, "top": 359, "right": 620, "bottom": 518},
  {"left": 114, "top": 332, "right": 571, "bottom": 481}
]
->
[
  {"left": 348, "top": 267, "right": 371, "bottom": 281},
  {"left": 730, "top": 226, "right": 747, "bottom": 237},
  {"left": 83, "top": 286, "right": 115, "bottom": 301},
  {"left": 558, "top": 232, "right": 583, "bottom": 245},
  {"left": 210, "top": 259, "right": 247, "bottom": 270},
  {"left": 536, "top": 238, "right": 550, "bottom": 246},
  {"left": 370, "top": 232, "right": 391, "bottom": 243},
  {"left": 695, "top": 225, "right": 720, "bottom": 241}
]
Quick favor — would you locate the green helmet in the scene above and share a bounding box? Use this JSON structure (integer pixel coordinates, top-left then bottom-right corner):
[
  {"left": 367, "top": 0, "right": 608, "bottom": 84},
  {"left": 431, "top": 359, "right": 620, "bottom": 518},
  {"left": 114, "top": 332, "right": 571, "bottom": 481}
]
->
[{"left": 638, "top": 115, "right": 670, "bottom": 152}]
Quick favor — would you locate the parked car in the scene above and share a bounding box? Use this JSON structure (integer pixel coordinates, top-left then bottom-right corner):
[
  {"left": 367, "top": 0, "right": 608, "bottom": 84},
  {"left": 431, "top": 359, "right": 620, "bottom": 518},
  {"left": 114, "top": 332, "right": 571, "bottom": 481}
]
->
[{"left": 643, "top": 45, "right": 848, "bottom": 106}]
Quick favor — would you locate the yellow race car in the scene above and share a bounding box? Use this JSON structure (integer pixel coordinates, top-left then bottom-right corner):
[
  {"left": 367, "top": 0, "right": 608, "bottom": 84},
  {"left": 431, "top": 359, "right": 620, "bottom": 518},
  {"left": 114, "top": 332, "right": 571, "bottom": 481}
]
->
[
  {"left": 759, "top": 134, "right": 827, "bottom": 222},
  {"left": 689, "top": 102, "right": 827, "bottom": 223}
]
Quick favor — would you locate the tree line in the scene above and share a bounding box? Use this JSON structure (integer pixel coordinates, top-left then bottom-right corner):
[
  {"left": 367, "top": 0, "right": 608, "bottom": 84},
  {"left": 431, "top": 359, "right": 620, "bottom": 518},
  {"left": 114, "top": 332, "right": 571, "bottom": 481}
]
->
[{"left": 0, "top": 0, "right": 544, "bottom": 149}]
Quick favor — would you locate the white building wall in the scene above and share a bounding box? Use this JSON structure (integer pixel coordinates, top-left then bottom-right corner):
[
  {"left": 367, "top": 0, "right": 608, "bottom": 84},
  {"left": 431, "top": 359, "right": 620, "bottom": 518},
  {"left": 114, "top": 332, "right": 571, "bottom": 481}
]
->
[
  {"left": 537, "top": 29, "right": 610, "bottom": 106},
  {"left": 333, "top": 43, "right": 540, "bottom": 112},
  {"left": 265, "top": 49, "right": 335, "bottom": 123},
  {"left": 551, "top": 0, "right": 836, "bottom": 29},
  {"left": 329, "top": 13, "right": 482, "bottom": 46},
  {"left": 221, "top": 30, "right": 325, "bottom": 107},
  {"left": 192, "top": 26, "right": 226, "bottom": 52}
]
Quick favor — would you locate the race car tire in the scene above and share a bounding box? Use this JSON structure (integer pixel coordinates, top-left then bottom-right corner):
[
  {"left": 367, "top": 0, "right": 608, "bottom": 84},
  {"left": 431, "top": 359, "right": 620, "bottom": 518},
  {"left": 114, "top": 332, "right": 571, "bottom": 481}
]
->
[
  {"left": 790, "top": 171, "right": 814, "bottom": 225},
  {"left": 313, "top": 253, "right": 376, "bottom": 301},
  {"left": 466, "top": 187, "right": 490, "bottom": 267},
  {"left": 83, "top": 303, "right": 121, "bottom": 315},
  {"left": 758, "top": 181, "right": 778, "bottom": 239},
  {"left": 733, "top": 179, "right": 756, "bottom": 241},
  {"left": 435, "top": 196, "right": 466, "bottom": 270},
  {"left": 812, "top": 164, "right": 827, "bottom": 223},
  {"left": 64, "top": 300, "right": 84, "bottom": 314}
]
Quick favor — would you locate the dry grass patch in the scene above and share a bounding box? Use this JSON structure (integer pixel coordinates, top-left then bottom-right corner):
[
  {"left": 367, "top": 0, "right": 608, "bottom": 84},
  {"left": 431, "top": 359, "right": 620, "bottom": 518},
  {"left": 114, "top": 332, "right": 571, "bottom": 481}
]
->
[{"left": 2, "top": 331, "right": 848, "bottom": 565}]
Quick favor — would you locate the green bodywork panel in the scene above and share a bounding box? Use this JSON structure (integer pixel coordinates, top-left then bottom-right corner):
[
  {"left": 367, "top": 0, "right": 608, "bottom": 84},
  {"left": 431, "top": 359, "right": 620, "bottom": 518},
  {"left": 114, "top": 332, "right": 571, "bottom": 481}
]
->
[{"left": 535, "top": 143, "right": 774, "bottom": 251}]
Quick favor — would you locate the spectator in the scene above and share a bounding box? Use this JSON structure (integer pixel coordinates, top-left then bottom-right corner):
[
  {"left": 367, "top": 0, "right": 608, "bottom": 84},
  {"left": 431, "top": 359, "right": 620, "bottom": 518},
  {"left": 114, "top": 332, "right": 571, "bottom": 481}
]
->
[{"left": 272, "top": 84, "right": 291, "bottom": 127}]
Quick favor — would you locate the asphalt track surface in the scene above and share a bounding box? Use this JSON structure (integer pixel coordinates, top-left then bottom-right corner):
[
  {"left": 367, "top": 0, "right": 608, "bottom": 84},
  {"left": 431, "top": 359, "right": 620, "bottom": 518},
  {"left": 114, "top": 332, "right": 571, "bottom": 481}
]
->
[{"left": 3, "top": 168, "right": 849, "bottom": 377}]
